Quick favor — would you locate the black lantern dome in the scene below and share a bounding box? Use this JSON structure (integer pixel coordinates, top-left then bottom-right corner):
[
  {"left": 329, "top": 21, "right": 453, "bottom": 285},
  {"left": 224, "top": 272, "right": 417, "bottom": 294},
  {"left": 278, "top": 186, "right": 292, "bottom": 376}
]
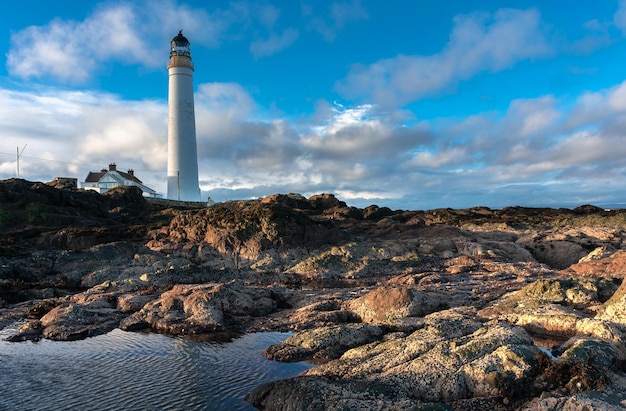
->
[{"left": 170, "top": 30, "right": 191, "bottom": 58}]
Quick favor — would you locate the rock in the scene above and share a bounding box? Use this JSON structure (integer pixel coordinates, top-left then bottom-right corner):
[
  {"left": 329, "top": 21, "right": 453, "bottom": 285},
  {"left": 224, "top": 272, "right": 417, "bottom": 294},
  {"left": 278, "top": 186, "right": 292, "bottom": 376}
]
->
[
  {"left": 555, "top": 338, "right": 625, "bottom": 371},
  {"left": 308, "top": 193, "right": 347, "bottom": 211},
  {"left": 523, "top": 364, "right": 626, "bottom": 409},
  {"left": 478, "top": 277, "right": 620, "bottom": 338},
  {"left": 117, "top": 293, "right": 159, "bottom": 312},
  {"left": 517, "top": 238, "right": 586, "bottom": 269},
  {"left": 259, "top": 308, "right": 549, "bottom": 408},
  {"left": 260, "top": 193, "right": 312, "bottom": 211},
  {"left": 146, "top": 198, "right": 351, "bottom": 265},
  {"left": 245, "top": 376, "right": 429, "bottom": 411},
  {"left": 597, "top": 278, "right": 626, "bottom": 325},
  {"left": 568, "top": 250, "right": 626, "bottom": 278},
  {"left": 120, "top": 281, "right": 284, "bottom": 335},
  {"left": 264, "top": 323, "right": 384, "bottom": 362},
  {"left": 578, "top": 246, "right": 616, "bottom": 262},
  {"left": 348, "top": 286, "right": 448, "bottom": 323},
  {"left": 5, "top": 320, "right": 43, "bottom": 342},
  {"left": 286, "top": 299, "right": 360, "bottom": 329},
  {"left": 362, "top": 205, "right": 394, "bottom": 221},
  {"left": 4, "top": 181, "right": 626, "bottom": 408},
  {"left": 26, "top": 299, "right": 59, "bottom": 318},
  {"left": 521, "top": 394, "right": 626, "bottom": 411},
  {"left": 516, "top": 226, "right": 624, "bottom": 270},
  {"left": 39, "top": 299, "right": 124, "bottom": 341},
  {"left": 574, "top": 318, "right": 626, "bottom": 347},
  {"left": 285, "top": 241, "right": 425, "bottom": 280}
]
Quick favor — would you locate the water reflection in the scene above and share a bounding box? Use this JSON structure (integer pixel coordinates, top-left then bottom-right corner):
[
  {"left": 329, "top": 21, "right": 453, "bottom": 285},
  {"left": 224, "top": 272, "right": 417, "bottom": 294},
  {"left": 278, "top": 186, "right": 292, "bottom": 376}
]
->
[{"left": 0, "top": 328, "right": 312, "bottom": 411}]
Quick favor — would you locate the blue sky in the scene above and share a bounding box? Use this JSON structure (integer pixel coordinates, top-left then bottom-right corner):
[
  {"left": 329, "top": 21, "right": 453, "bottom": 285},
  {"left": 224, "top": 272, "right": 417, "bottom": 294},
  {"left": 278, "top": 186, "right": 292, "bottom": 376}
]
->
[{"left": 1, "top": 1, "right": 626, "bottom": 210}]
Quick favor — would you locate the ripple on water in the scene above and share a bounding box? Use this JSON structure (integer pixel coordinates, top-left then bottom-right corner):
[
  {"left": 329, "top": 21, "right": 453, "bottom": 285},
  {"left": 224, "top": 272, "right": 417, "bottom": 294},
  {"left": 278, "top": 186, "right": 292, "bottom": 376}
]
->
[{"left": 0, "top": 328, "right": 312, "bottom": 411}]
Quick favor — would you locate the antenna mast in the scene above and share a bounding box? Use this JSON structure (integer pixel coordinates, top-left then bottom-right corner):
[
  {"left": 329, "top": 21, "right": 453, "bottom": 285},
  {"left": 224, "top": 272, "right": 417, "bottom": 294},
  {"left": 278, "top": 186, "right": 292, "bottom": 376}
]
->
[{"left": 16, "top": 144, "right": 27, "bottom": 178}]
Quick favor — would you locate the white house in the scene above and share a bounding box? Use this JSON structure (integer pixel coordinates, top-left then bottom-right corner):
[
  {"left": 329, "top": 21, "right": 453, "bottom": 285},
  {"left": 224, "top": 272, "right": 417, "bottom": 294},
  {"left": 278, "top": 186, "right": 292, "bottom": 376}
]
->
[{"left": 81, "top": 163, "right": 158, "bottom": 197}]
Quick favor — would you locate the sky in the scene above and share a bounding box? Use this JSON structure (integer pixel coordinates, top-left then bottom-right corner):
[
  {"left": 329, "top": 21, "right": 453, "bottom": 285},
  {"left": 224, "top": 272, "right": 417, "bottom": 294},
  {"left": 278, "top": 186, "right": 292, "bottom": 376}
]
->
[{"left": 1, "top": 1, "right": 626, "bottom": 210}]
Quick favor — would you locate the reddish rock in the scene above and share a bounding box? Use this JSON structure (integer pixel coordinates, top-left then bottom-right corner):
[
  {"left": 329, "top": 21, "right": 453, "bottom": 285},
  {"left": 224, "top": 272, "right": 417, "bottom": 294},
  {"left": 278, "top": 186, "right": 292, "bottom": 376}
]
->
[
  {"left": 568, "top": 250, "right": 626, "bottom": 278},
  {"left": 348, "top": 286, "right": 448, "bottom": 323}
]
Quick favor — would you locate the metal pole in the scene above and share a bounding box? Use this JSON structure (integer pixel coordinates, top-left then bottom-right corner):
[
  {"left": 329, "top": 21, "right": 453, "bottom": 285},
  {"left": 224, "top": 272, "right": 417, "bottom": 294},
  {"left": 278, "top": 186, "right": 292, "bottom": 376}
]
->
[
  {"left": 177, "top": 171, "right": 180, "bottom": 201},
  {"left": 16, "top": 144, "right": 27, "bottom": 178}
]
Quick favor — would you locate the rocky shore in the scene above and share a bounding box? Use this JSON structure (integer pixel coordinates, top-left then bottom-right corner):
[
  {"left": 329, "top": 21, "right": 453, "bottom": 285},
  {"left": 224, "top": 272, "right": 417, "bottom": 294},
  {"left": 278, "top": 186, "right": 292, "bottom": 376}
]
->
[{"left": 2, "top": 178, "right": 626, "bottom": 410}]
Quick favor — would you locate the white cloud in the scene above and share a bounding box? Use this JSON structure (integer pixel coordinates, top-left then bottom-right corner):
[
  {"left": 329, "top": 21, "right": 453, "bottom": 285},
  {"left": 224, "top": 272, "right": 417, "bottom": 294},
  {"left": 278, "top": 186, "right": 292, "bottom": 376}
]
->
[
  {"left": 405, "top": 148, "right": 467, "bottom": 169},
  {"left": 607, "top": 81, "right": 626, "bottom": 111},
  {"left": 0, "top": 87, "right": 167, "bottom": 189},
  {"left": 303, "top": 103, "right": 418, "bottom": 161},
  {"left": 196, "top": 82, "right": 255, "bottom": 118},
  {"left": 5, "top": 0, "right": 233, "bottom": 82},
  {"left": 337, "top": 8, "right": 552, "bottom": 107}
]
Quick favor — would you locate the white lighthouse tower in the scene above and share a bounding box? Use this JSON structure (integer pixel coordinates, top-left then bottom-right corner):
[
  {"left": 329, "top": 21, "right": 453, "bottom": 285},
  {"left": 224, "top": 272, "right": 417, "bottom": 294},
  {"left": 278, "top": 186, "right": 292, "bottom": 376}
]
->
[{"left": 167, "top": 30, "right": 200, "bottom": 201}]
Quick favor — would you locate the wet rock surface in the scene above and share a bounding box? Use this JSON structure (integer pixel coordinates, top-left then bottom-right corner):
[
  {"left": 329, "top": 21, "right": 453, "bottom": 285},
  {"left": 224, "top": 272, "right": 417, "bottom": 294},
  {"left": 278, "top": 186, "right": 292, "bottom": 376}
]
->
[{"left": 2, "top": 180, "right": 626, "bottom": 410}]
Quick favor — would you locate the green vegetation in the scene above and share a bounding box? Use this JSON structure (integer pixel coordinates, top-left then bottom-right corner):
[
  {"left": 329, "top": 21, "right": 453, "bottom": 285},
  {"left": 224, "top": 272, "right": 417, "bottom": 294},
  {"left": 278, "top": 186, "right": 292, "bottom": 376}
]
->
[{"left": 26, "top": 203, "right": 52, "bottom": 225}]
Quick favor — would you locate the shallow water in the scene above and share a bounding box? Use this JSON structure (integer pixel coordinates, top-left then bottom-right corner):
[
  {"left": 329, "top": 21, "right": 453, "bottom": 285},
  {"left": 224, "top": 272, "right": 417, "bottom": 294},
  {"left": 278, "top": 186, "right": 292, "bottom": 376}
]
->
[{"left": 0, "top": 327, "right": 311, "bottom": 411}]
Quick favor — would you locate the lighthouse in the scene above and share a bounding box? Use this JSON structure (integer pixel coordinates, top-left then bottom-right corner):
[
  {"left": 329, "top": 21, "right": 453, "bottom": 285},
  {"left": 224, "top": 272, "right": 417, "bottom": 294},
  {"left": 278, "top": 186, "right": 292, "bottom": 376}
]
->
[{"left": 167, "top": 30, "right": 200, "bottom": 201}]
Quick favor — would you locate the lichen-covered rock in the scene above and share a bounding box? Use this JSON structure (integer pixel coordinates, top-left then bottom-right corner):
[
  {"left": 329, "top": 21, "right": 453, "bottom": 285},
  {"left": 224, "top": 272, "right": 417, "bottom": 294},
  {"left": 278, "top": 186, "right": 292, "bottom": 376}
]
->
[
  {"left": 379, "top": 321, "right": 545, "bottom": 402},
  {"left": 597, "top": 278, "right": 626, "bottom": 325},
  {"left": 525, "top": 356, "right": 626, "bottom": 410},
  {"left": 245, "top": 376, "right": 432, "bottom": 411},
  {"left": 574, "top": 318, "right": 626, "bottom": 348},
  {"left": 519, "top": 239, "right": 586, "bottom": 269},
  {"left": 260, "top": 308, "right": 548, "bottom": 408},
  {"left": 285, "top": 241, "right": 422, "bottom": 279},
  {"left": 519, "top": 277, "right": 618, "bottom": 307},
  {"left": 555, "top": 338, "right": 625, "bottom": 370},
  {"left": 479, "top": 277, "right": 620, "bottom": 338},
  {"left": 264, "top": 323, "right": 384, "bottom": 362},
  {"left": 521, "top": 394, "right": 626, "bottom": 411}
]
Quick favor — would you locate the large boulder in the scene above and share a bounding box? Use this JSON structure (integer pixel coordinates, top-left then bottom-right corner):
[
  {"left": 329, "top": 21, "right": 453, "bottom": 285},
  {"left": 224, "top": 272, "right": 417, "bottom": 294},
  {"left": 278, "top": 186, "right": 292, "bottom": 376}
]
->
[
  {"left": 478, "top": 277, "right": 620, "bottom": 338},
  {"left": 263, "top": 323, "right": 384, "bottom": 362},
  {"left": 253, "top": 308, "right": 550, "bottom": 408},
  {"left": 120, "top": 281, "right": 284, "bottom": 335},
  {"left": 348, "top": 286, "right": 448, "bottom": 323},
  {"left": 39, "top": 296, "right": 124, "bottom": 341},
  {"left": 568, "top": 250, "right": 626, "bottom": 278}
]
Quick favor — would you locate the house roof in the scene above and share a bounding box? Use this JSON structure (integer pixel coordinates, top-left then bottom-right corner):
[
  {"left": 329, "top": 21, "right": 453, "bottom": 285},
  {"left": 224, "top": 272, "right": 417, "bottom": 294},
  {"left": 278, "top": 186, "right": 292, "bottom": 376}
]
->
[
  {"left": 84, "top": 171, "right": 106, "bottom": 183},
  {"left": 84, "top": 170, "right": 143, "bottom": 184},
  {"left": 118, "top": 170, "right": 143, "bottom": 184}
]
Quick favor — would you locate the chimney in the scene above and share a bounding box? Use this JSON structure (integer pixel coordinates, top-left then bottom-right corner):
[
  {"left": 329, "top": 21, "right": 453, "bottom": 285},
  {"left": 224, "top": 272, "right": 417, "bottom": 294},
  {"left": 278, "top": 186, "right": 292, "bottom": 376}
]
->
[
  {"left": 109, "top": 163, "right": 117, "bottom": 171},
  {"left": 127, "top": 169, "right": 134, "bottom": 176}
]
